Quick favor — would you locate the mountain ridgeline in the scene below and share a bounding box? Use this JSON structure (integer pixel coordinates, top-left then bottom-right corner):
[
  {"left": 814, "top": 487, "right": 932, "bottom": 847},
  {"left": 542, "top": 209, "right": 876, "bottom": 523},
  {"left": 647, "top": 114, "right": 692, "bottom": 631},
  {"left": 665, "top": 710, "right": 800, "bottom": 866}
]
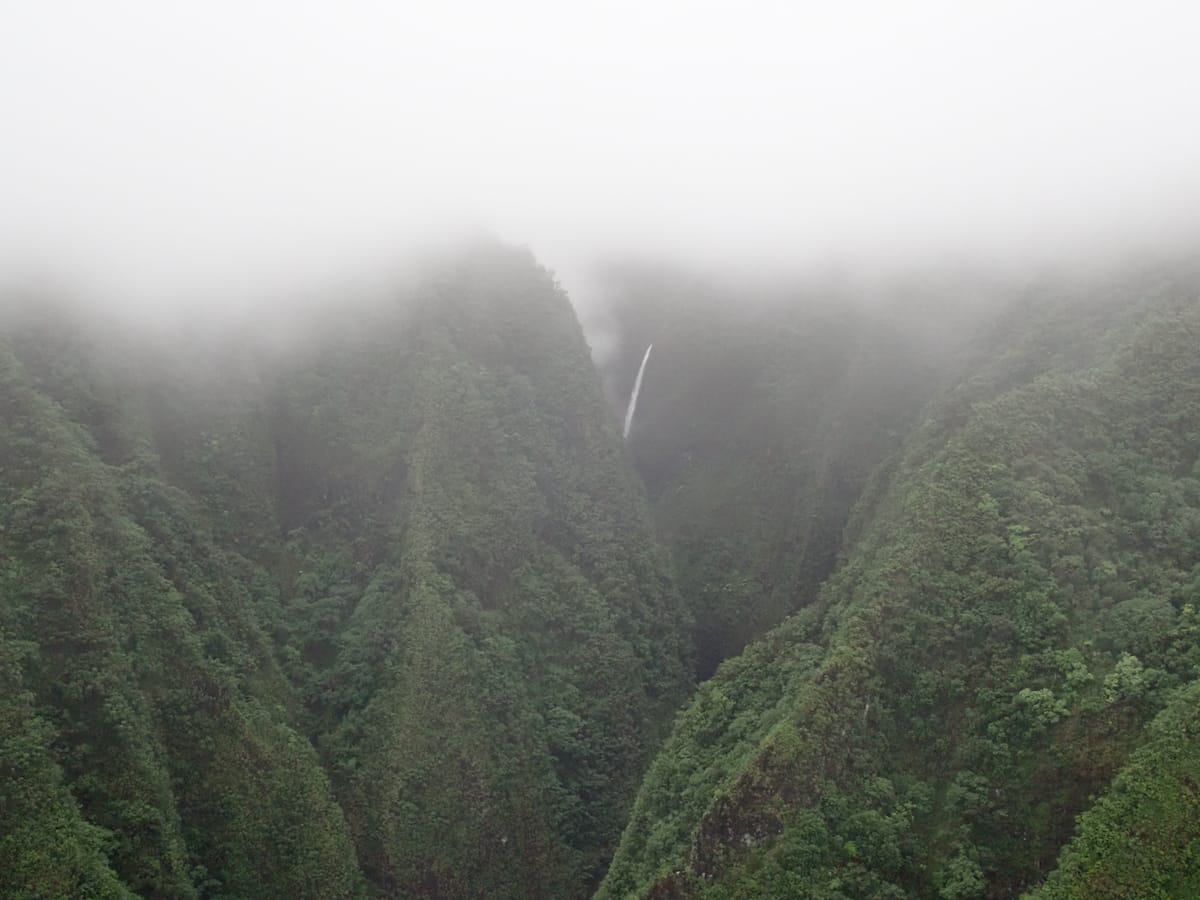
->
[
  {"left": 600, "top": 266, "right": 1200, "bottom": 898},
  {"left": 2, "top": 245, "right": 1199, "bottom": 898},
  {"left": 601, "top": 265, "right": 982, "bottom": 677},
  {"left": 0, "top": 244, "right": 689, "bottom": 898}
]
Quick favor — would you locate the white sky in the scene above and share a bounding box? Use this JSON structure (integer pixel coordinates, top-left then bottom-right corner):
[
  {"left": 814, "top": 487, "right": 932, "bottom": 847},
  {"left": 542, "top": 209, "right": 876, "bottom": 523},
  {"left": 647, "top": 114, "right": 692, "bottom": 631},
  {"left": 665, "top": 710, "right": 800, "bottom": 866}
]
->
[{"left": 3, "top": 1, "right": 1200, "bottom": 303}]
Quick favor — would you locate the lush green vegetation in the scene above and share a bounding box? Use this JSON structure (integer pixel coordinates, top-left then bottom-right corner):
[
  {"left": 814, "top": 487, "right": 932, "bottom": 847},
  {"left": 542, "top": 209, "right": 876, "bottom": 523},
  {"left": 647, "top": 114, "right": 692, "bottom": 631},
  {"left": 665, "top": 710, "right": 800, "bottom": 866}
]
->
[
  {"left": 0, "top": 322, "right": 364, "bottom": 899},
  {"left": 1029, "top": 681, "right": 1200, "bottom": 899},
  {"left": 4, "top": 251, "right": 1199, "bottom": 898},
  {"left": 600, "top": 266, "right": 983, "bottom": 677},
  {"left": 599, "top": 268, "right": 1200, "bottom": 898},
  {"left": 0, "top": 243, "right": 689, "bottom": 897}
]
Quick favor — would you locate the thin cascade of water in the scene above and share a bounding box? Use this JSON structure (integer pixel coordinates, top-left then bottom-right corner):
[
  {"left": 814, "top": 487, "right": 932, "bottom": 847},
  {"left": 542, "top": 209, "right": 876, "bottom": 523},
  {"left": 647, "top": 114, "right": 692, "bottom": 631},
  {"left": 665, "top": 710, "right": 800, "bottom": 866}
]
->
[{"left": 623, "top": 343, "right": 653, "bottom": 439}]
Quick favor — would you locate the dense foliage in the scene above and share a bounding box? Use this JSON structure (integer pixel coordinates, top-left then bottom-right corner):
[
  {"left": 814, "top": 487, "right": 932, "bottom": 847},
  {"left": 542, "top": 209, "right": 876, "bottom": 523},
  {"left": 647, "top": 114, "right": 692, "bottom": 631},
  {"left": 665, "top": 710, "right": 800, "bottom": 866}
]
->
[
  {"left": 600, "top": 266, "right": 985, "bottom": 676},
  {"left": 4, "top": 250, "right": 1199, "bottom": 898},
  {"left": 0, "top": 243, "right": 690, "bottom": 897},
  {"left": 1029, "top": 681, "right": 1200, "bottom": 899},
  {"left": 0, "top": 324, "right": 364, "bottom": 899},
  {"left": 599, "top": 269, "right": 1200, "bottom": 898}
]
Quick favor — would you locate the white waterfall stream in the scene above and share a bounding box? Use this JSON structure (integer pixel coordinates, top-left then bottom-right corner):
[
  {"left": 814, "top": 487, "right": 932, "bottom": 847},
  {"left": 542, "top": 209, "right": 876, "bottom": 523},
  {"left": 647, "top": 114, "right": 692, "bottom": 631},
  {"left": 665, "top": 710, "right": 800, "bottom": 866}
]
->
[{"left": 623, "top": 344, "right": 653, "bottom": 439}]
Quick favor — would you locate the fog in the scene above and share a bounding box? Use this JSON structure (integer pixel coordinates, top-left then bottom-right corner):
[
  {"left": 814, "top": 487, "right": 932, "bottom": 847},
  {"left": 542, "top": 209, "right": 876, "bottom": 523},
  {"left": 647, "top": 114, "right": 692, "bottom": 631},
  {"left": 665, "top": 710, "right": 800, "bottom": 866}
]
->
[{"left": 3, "top": 1, "right": 1200, "bottom": 313}]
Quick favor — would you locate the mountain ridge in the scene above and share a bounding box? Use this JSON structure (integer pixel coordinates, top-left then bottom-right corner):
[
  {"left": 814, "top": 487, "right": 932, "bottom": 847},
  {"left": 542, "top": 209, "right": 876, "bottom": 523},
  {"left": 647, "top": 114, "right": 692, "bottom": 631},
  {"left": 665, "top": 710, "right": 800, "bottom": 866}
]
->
[{"left": 3, "top": 248, "right": 1200, "bottom": 897}]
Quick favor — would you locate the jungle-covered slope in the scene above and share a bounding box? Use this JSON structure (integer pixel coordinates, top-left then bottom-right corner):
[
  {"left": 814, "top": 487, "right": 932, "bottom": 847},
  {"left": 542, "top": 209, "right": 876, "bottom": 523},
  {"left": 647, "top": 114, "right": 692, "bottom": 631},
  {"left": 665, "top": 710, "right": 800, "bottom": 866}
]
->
[
  {"left": 5, "top": 250, "right": 1200, "bottom": 899},
  {"left": 599, "top": 268, "right": 1200, "bottom": 898},
  {"left": 599, "top": 266, "right": 993, "bottom": 676},
  {"left": 0, "top": 243, "right": 691, "bottom": 898}
]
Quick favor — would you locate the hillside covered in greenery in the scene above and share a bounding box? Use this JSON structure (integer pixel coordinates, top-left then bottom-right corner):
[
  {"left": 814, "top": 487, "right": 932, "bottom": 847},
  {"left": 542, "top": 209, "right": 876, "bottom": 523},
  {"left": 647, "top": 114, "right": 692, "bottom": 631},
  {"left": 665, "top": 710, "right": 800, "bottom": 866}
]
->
[
  {"left": 0, "top": 243, "right": 690, "bottom": 898},
  {"left": 597, "top": 265, "right": 993, "bottom": 677},
  {"left": 3, "top": 246, "right": 1199, "bottom": 899},
  {"left": 599, "top": 267, "right": 1200, "bottom": 898}
]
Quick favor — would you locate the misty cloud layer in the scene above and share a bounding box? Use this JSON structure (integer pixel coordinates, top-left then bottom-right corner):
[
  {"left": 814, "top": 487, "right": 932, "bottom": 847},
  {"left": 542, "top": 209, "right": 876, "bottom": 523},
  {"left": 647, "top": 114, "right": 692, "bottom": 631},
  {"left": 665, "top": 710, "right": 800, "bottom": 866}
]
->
[{"left": 3, "top": 1, "right": 1200, "bottom": 306}]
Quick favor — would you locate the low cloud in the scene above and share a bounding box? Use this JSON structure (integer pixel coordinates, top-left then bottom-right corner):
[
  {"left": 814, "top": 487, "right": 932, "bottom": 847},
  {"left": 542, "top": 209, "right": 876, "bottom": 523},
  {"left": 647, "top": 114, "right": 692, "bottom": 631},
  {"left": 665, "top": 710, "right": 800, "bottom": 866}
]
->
[{"left": 3, "top": 1, "right": 1200, "bottom": 311}]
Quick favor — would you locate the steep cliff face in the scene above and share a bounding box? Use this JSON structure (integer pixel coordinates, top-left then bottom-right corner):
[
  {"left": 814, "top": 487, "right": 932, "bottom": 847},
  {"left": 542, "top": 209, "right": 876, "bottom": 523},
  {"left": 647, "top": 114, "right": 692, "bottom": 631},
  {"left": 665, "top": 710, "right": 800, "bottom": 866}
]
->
[
  {"left": 0, "top": 243, "right": 690, "bottom": 898},
  {"left": 0, "top": 323, "right": 364, "bottom": 899},
  {"left": 293, "top": 247, "right": 692, "bottom": 896},
  {"left": 598, "top": 267, "right": 980, "bottom": 677},
  {"left": 6, "top": 252, "right": 1200, "bottom": 900},
  {"left": 599, "top": 270, "right": 1200, "bottom": 898}
]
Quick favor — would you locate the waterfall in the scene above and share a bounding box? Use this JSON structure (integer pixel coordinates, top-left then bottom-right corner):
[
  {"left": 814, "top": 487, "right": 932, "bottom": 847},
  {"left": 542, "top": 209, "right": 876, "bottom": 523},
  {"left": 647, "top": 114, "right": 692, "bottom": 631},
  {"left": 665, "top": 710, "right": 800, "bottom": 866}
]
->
[{"left": 623, "top": 344, "right": 653, "bottom": 439}]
